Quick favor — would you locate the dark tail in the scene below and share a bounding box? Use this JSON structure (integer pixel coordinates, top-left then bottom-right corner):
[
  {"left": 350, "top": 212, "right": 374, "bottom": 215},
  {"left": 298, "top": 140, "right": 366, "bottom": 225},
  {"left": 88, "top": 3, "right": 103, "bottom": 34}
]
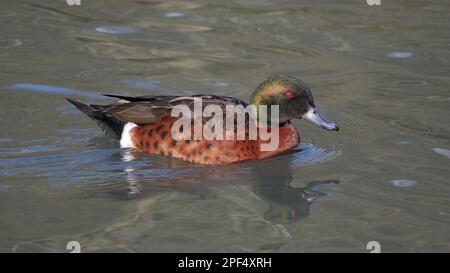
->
[{"left": 66, "top": 98, "right": 125, "bottom": 141}]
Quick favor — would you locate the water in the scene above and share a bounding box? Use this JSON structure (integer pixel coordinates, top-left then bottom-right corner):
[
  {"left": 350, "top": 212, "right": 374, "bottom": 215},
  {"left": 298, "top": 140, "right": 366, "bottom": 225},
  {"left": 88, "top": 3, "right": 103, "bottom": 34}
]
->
[{"left": 1, "top": 0, "right": 449, "bottom": 252}]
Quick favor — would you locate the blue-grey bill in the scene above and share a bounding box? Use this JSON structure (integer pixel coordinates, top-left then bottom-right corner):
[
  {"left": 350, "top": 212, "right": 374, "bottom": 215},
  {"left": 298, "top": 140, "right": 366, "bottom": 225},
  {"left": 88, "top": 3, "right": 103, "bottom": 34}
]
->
[{"left": 302, "top": 107, "right": 339, "bottom": 131}]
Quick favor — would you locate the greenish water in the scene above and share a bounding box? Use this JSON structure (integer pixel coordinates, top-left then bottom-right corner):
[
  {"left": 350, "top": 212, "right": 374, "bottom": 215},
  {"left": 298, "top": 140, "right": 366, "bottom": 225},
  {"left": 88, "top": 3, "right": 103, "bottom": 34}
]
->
[{"left": 1, "top": 0, "right": 449, "bottom": 252}]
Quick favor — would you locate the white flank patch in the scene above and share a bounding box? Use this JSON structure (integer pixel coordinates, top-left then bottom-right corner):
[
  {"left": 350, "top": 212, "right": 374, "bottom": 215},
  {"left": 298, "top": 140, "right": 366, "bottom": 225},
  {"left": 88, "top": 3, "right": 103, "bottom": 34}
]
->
[{"left": 120, "top": 122, "right": 137, "bottom": 148}]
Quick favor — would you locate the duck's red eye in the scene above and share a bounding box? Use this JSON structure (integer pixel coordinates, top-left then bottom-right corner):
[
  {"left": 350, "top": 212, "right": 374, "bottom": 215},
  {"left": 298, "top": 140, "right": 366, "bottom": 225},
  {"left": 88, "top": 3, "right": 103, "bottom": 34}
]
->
[{"left": 284, "top": 90, "right": 295, "bottom": 99}]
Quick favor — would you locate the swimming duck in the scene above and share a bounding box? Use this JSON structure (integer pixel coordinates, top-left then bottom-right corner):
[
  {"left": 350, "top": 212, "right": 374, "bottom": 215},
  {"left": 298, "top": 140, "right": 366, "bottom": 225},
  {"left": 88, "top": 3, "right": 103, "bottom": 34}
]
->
[{"left": 67, "top": 74, "right": 338, "bottom": 165}]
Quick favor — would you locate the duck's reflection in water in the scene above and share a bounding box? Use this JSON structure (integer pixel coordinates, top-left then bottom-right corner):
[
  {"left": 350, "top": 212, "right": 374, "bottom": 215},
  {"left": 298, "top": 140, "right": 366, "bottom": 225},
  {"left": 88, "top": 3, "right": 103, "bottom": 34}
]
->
[
  {"left": 121, "top": 149, "right": 143, "bottom": 196},
  {"left": 251, "top": 157, "right": 339, "bottom": 223},
  {"left": 118, "top": 148, "right": 339, "bottom": 223}
]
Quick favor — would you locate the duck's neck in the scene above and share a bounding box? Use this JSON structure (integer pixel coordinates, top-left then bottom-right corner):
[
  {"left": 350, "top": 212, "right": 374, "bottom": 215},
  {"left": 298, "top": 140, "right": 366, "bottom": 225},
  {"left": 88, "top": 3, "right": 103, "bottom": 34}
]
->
[{"left": 256, "top": 123, "right": 300, "bottom": 160}]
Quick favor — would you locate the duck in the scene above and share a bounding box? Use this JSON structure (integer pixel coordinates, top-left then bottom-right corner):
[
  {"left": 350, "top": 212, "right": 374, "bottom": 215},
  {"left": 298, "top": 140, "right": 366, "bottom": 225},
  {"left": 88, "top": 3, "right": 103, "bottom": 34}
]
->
[{"left": 67, "top": 74, "right": 339, "bottom": 165}]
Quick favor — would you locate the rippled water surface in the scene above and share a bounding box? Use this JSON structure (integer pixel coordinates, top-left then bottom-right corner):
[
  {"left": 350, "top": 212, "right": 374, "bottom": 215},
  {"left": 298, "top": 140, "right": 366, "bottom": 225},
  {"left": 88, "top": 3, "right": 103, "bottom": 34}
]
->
[{"left": 1, "top": 0, "right": 449, "bottom": 252}]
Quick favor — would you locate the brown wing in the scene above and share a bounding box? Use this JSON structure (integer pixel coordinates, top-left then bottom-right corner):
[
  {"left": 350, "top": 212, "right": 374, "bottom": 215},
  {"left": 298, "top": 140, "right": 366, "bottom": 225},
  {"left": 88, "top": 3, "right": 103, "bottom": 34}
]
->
[{"left": 103, "top": 94, "right": 249, "bottom": 125}]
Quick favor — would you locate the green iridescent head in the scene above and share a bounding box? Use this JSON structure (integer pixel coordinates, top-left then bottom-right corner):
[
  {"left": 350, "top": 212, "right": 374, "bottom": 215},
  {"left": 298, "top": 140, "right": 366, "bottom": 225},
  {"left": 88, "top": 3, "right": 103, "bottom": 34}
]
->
[{"left": 250, "top": 74, "right": 339, "bottom": 131}]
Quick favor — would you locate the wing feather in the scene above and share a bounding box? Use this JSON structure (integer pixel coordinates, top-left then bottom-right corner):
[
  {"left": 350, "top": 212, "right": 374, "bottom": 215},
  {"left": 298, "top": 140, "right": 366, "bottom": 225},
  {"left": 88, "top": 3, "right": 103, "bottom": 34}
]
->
[{"left": 102, "top": 94, "right": 249, "bottom": 125}]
